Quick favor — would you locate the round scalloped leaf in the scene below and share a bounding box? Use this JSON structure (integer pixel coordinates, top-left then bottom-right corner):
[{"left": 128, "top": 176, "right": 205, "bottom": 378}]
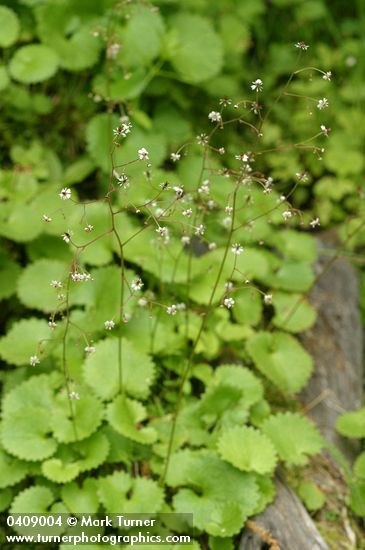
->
[
  {"left": 272, "top": 292, "right": 317, "bottom": 333},
  {"left": 270, "top": 261, "right": 315, "bottom": 292},
  {"left": 98, "top": 471, "right": 164, "bottom": 514},
  {"left": 41, "top": 459, "right": 80, "bottom": 484},
  {"left": 106, "top": 395, "right": 157, "bottom": 445},
  {"left": 10, "top": 485, "right": 55, "bottom": 514},
  {"left": 0, "top": 65, "right": 10, "bottom": 91},
  {"left": 9, "top": 45, "right": 59, "bottom": 84},
  {"left": 51, "top": 393, "right": 103, "bottom": 444},
  {"left": 269, "top": 230, "right": 317, "bottom": 262},
  {"left": 122, "top": 7, "right": 164, "bottom": 66},
  {"left": 205, "top": 501, "right": 244, "bottom": 537},
  {"left": 0, "top": 318, "right": 50, "bottom": 366},
  {"left": 61, "top": 479, "right": 99, "bottom": 514},
  {"left": 354, "top": 452, "right": 365, "bottom": 479},
  {"left": 17, "top": 259, "right": 68, "bottom": 312},
  {"left": 1, "top": 407, "right": 58, "bottom": 461},
  {"left": 0, "top": 448, "right": 29, "bottom": 488},
  {"left": 72, "top": 431, "right": 110, "bottom": 472},
  {"left": 336, "top": 408, "right": 365, "bottom": 439},
  {"left": 172, "top": 452, "right": 258, "bottom": 534},
  {"left": 251, "top": 475, "right": 276, "bottom": 515},
  {"left": 209, "top": 536, "right": 234, "bottom": 550},
  {"left": 213, "top": 365, "right": 263, "bottom": 408},
  {"left": 52, "top": 27, "right": 101, "bottom": 71},
  {"left": 217, "top": 426, "right": 277, "bottom": 474},
  {"left": 0, "top": 488, "right": 13, "bottom": 512},
  {"left": 246, "top": 331, "right": 313, "bottom": 394},
  {"left": 2, "top": 373, "right": 61, "bottom": 416},
  {"left": 262, "top": 413, "right": 323, "bottom": 465},
  {"left": 232, "top": 290, "right": 262, "bottom": 326},
  {"left": 82, "top": 338, "right": 155, "bottom": 400},
  {"left": 168, "top": 14, "right": 223, "bottom": 83},
  {"left": 0, "top": 7, "right": 20, "bottom": 47}
]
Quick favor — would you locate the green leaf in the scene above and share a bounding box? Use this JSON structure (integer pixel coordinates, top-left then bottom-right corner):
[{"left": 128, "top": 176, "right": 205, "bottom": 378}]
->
[
  {"left": 51, "top": 393, "right": 104, "bottom": 443},
  {"left": 51, "top": 27, "right": 101, "bottom": 71},
  {"left": 0, "top": 447, "right": 29, "bottom": 488},
  {"left": 122, "top": 7, "right": 165, "bottom": 66},
  {"left": 251, "top": 475, "right": 276, "bottom": 514},
  {"left": 262, "top": 413, "right": 323, "bottom": 465},
  {"left": 354, "top": 452, "right": 365, "bottom": 479},
  {"left": 297, "top": 481, "right": 325, "bottom": 511},
  {"left": 336, "top": 408, "right": 365, "bottom": 439},
  {"left": 0, "top": 65, "right": 10, "bottom": 91},
  {"left": 0, "top": 318, "right": 51, "bottom": 366},
  {"left": 82, "top": 337, "right": 155, "bottom": 400},
  {"left": 272, "top": 292, "right": 317, "bottom": 333},
  {"left": 246, "top": 331, "right": 313, "bottom": 394},
  {"left": 232, "top": 290, "right": 262, "bottom": 326},
  {"left": 41, "top": 458, "right": 80, "bottom": 484},
  {"left": 10, "top": 486, "right": 55, "bottom": 514},
  {"left": 106, "top": 395, "right": 157, "bottom": 445},
  {"left": 98, "top": 471, "right": 164, "bottom": 513},
  {"left": 0, "top": 6, "right": 20, "bottom": 47},
  {"left": 63, "top": 156, "right": 95, "bottom": 185},
  {"left": 9, "top": 45, "right": 59, "bottom": 84},
  {"left": 217, "top": 426, "right": 277, "bottom": 474},
  {"left": 212, "top": 365, "right": 263, "bottom": 408},
  {"left": 0, "top": 259, "right": 21, "bottom": 300},
  {"left": 0, "top": 488, "right": 13, "bottom": 512},
  {"left": 270, "top": 261, "right": 315, "bottom": 292},
  {"left": 61, "top": 479, "right": 99, "bottom": 514},
  {"left": 269, "top": 230, "right": 317, "bottom": 262},
  {"left": 168, "top": 14, "right": 223, "bottom": 83},
  {"left": 72, "top": 431, "right": 110, "bottom": 472},
  {"left": 172, "top": 452, "right": 258, "bottom": 536},
  {"left": 17, "top": 259, "right": 68, "bottom": 312},
  {"left": 209, "top": 536, "right": 234, "bottom": 550}
]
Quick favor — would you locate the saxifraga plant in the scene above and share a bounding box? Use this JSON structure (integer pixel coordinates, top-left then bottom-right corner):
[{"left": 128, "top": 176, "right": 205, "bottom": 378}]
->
[{"left": 2, "top": 15, "right": 363, "bottom": 546}]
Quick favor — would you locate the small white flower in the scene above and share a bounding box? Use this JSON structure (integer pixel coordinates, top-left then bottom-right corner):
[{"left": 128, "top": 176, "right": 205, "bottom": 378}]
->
[
  {"left": 173, "top": 185, "right": 184, "bottom": 198},
  {"left": 71, "top": 272, "right": 92, "bottom": 282},
  {"left": 235, "top": 153, "right": 249, "bottom": 162},
  {"left": 251, "top": 79, "right": 263, "bottom": 92},
  {"left": 61, "top": 230, "right": 73, "bottom": 243},
  {"left": 131, "top": 278, "right": 144, "bottom": 292},
  {"left": 104, "top": 320, "right": 115, "bottom": 330},
  {"left": 295, "top": 41, "right": 309, "bottom": 51},
  {"left": 317, "top": 98, "right": 329, "bottom": 110},
  {"left": 48, "top": 321, "right": 57, "bottom": 329},
  {"left": 29, "top": 355, "right": 40, "bottom": 366},
  {"left": 219, "top": 97, "right": 232, "bottom": 106},
  {"left": 208, "top": 111, "right": 222, "bottom": 123},
  {"left": 138, "top": 297, "right": 148, "bottom": 307},
  {"left": 310, "top": 217, "right": 321, "bottom": 228},
  {"left": 59, "top": 188, "right": 71, "bottom": 200},
  {"left": 225, "top": 281, "right": 234, "bottom": 291},
  {"left": 181, "top": 235, "right": 191, "bottom": 245},
  {"left": 113, "top": 120, "right": 132, "bottom": 137},
  {"left": 182, "top": 208, "right": 192, "bottom": 217},
  {"left": 218, "top": 147, "right": 225, "bottom": 155},
  {"left": 69, "top": 391, "right": 80, "bottom": 400},
  {"left": 156, "top": 226, "right": 168, "bottom": 237},
  {"left": 320, "top": 124, "right": 331, "bottom": 137},
  {"left": 222, "top": 216, "right": 232, "bottom": 228},
  {"left": 198, "top": 179, "right": 210, "bottom": 195},
  {"left": 322, "top": 71, "right": 332, "bottom": 81},
  {"left": 296, "top": 172, "right": 308, "bottom": 182},
  {"left": 223, "top": 297, "right": 235, "bottom": 309},
  {"left": 42, "top": 214, "right": 52, "bottom": 222},
  {"left": 207, "top": 199, "right": 215, "bottom": 209},
  {"left": 171, "top": 152, "right": 181, "bottom": 162},
  {"left": 208, "top": 242, "right": 217, "bottom": 251},
  {"left": 177, "top": 303, "right": 186, "bottom": 311},
  {"left": 263, "top": 294, "right": 273, "bottom": 304},
  {"left": 138, "top": 148, "right": 149, "bottom": 160},
  {"left": 84, "top": 224, "right": 94, "bottom": 232},
  {"left": 195, "top": 224, "right": 205, "bottom": 236},
  {"left": 196, "top": 133, "right": 209, "bottom": 145},
  {"left": 231, "top": 243, "right": 244, "bottom": 256},
  {"left": 51, "top": 280, "right": 63, "bottom": 289},
  {"left": 282, "top": 210, "right": 292, "bottom": 220},
  {"left": 167, "top": 304, "right": 177, "bottom": 315},
  {"left": 85, "top": 345, "right": 96, "bottom": 354},
  {"left": 225, "top": 206, "right": 233, "bottom": 214},
  {"left": 57, "top": 293, "right": 66, "bottom": 301},
  {"left": 107, "top": 43, "right": 121, "bottom": 59}
]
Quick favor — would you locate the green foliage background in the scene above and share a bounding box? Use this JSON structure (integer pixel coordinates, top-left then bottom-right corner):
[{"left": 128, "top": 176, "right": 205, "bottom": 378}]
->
[{"left": 0, "top": 0, "right": 365, "bottom": 548}]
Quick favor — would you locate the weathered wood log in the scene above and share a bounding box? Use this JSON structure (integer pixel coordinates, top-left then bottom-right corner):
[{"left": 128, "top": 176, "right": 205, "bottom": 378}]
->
[
  {"left": 300, "top": 234, "right": 364, "bottom": 461},
  {"left": 240, "top": 234, "right": 364, "bottom": 549},
  {"left": 239, "top": 474, "right": 329, "bottom": 550}
]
